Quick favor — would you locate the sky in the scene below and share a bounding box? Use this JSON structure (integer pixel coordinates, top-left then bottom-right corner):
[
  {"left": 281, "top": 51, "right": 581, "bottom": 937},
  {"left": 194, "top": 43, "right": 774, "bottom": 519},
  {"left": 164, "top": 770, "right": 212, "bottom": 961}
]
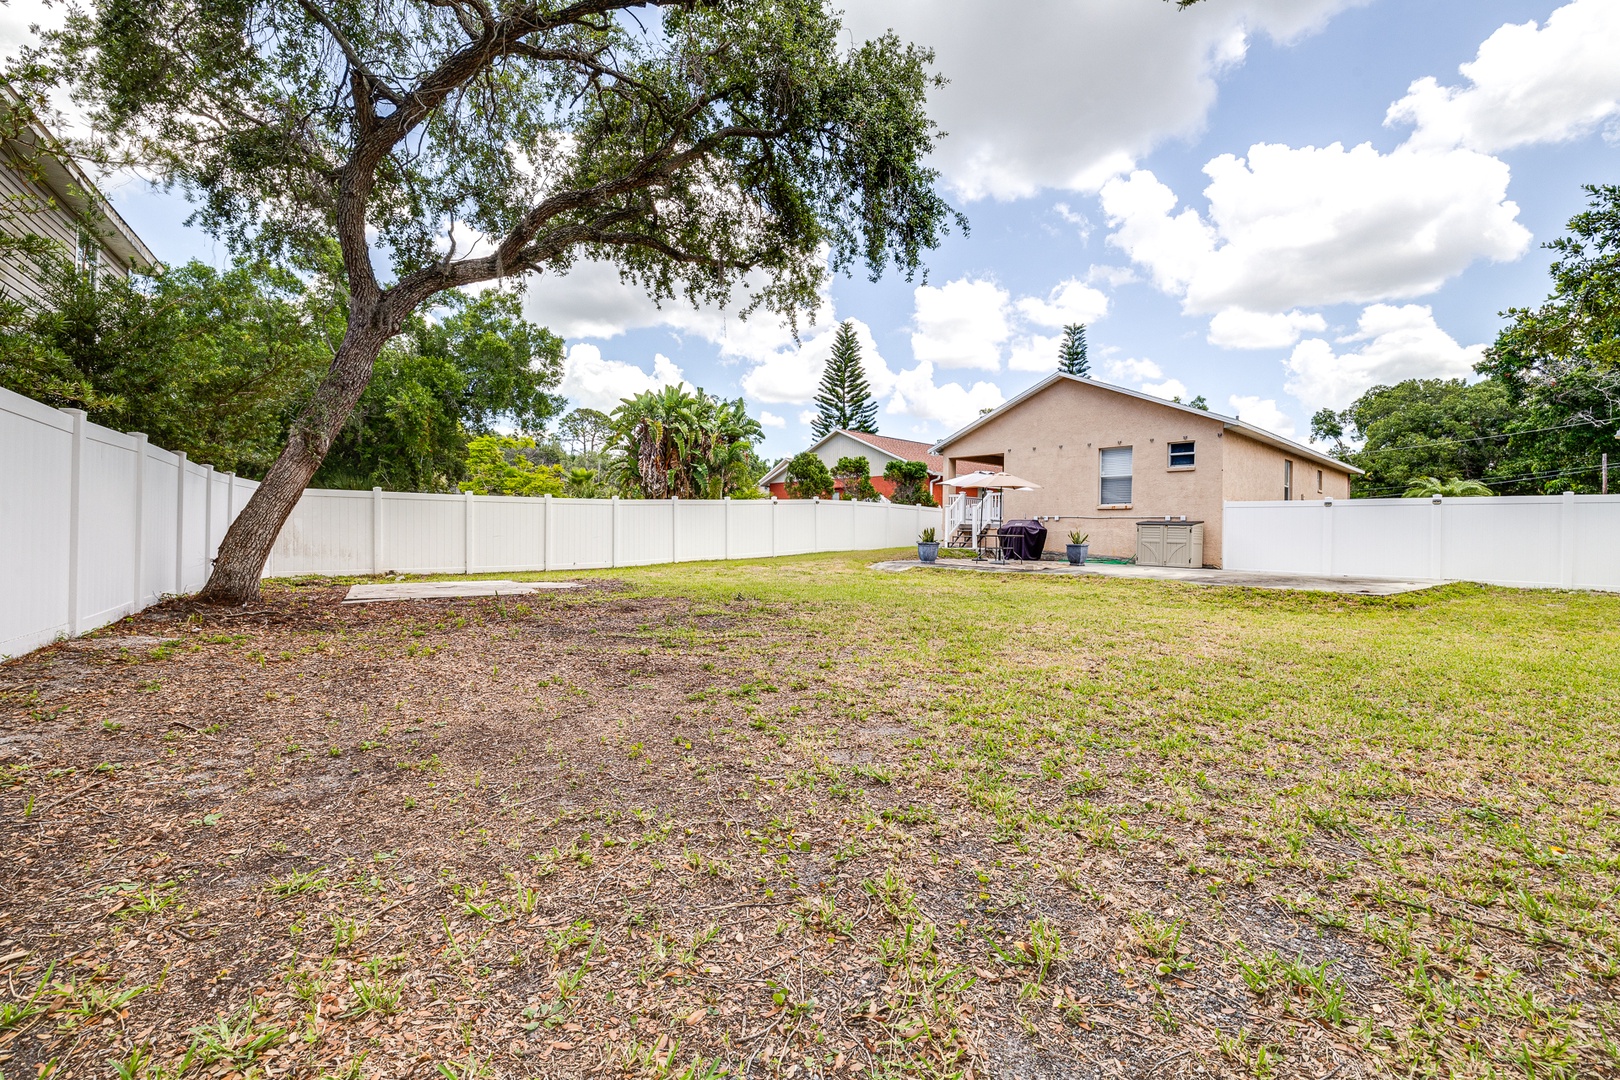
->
[{"left": 4, "top": 0, "right": 1619, "bottom": 458}]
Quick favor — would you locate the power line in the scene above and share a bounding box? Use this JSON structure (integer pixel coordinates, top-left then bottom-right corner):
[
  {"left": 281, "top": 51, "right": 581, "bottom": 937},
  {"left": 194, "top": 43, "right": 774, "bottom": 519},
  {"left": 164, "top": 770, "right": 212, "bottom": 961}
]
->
[
  {"left": 1355, "top": 461, "right": 1602, "bottom": 498},
  {"left": 1343, "top": 417, "right": 1613, "bottom": 458}
]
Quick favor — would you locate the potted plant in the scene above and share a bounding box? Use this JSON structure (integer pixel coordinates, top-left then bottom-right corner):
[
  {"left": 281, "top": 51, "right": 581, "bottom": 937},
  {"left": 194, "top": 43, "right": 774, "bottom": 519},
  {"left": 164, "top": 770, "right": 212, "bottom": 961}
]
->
[
  {"left": 917, "top": 527, "right": 941, "bottom": 564},
  {"left": 1065, "top": 531, "right": 1090, "bottom": 566}
]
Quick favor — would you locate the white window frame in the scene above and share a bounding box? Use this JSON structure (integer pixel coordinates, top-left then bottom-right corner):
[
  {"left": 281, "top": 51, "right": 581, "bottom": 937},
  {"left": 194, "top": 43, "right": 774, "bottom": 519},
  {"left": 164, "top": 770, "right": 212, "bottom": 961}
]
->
[
  {"left": 1167, "top": 441, "right": 1195, "bottom": 469},
  {"left": 1284, "top": 460, "right": 1293, "bottom": 501},
  {"left": 1100, "top": 446, "right": 1133, "bottom": 506}
]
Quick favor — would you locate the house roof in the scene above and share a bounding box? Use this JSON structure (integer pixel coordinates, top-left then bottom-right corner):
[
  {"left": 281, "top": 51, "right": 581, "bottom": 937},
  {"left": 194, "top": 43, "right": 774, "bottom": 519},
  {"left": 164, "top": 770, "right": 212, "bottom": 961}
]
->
[
  {"left": 759, "top": 429, "right": 947, "bottom": 486},
  {"left": 931, "top": 373, "right": 1363, "bottom": 476},
  {"left": 1, "top": 85, "right": 157, "bottom": 272}
]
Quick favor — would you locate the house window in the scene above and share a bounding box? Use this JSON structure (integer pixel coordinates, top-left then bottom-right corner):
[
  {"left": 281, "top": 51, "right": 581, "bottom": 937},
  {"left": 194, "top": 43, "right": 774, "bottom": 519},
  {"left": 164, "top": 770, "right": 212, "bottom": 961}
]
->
[
  {"left": 1167, "top": 441, "right": 1195, "bottom": 468},
  {"left": 1317, "top": 469, "right": 1323, "bottom": 492},
  {"left": 1284, "top": 460, "right": 1293, "bottom": 501},
  {"left": 1100, "top": 446, "right": 1133, "bottom": 505}
]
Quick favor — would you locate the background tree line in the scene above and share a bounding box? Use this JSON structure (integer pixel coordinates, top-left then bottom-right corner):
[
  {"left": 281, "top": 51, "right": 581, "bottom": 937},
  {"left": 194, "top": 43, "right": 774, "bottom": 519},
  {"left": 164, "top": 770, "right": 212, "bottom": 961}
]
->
[
  {"left": 0, "top": 246, "right": 771, "bottom": 499},
  {"left": 1314, "top": 184, "right": 1620, "bottom": 496}
]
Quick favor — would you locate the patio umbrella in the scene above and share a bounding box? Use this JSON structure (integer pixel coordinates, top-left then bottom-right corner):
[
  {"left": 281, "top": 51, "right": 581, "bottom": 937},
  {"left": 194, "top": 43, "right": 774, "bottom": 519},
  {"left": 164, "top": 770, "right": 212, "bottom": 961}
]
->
[{"left": 940, "top": 471, "right": 1042, "bottom": 491}]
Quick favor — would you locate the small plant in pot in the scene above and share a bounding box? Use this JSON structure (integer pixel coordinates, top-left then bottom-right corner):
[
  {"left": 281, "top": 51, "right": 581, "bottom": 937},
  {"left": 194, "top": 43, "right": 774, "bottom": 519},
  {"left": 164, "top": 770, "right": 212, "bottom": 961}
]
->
[
  {"left": 1065, "top": 531, "right": 1090, "bottom": 566},
  {"left": 917, "top": 528, "right": 941, "bottom": 564}
]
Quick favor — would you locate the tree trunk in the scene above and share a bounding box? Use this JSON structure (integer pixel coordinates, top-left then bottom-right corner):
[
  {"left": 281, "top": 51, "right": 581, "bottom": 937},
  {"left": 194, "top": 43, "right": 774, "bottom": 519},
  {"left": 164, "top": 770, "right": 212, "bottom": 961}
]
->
[{"left": 197, "top": 320, "right": 392, "bottom": 604}]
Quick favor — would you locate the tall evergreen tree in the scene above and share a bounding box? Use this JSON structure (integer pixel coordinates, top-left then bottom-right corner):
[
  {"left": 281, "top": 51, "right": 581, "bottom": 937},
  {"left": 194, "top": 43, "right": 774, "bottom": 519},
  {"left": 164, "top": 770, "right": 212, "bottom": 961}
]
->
[
  {"left": 1058, "top": 323, "right": 1090, "bottom": 376},
  {"left": 812, "top": 321, "right": 880, "bottom": 436}
]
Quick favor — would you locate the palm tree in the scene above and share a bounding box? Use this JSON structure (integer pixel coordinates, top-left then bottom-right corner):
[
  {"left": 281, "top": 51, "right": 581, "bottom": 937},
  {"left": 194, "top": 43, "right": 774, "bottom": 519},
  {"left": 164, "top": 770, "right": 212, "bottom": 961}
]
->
[
  {"left": 608, "top": 385, "right": 763, "bottom": 498},
  {"left": 563, "top": 467, "right": 601, "bottom": 498},
  {"left": 1403, "top": 476, "right": 1495, "bottom": 498}
]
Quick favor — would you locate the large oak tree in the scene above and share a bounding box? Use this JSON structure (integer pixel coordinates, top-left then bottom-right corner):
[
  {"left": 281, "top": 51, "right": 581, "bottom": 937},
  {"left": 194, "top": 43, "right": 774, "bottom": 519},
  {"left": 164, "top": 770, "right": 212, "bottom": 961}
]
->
[{"left": 11, "top": 0, "right": 960, "bottom": 601}]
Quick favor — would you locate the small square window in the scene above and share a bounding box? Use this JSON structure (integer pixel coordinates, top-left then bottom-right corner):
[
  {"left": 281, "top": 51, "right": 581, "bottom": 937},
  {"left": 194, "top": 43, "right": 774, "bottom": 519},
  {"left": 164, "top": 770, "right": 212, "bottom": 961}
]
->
[{"left": 1168, "top": 441, "right": 1195, "bottom": 468}]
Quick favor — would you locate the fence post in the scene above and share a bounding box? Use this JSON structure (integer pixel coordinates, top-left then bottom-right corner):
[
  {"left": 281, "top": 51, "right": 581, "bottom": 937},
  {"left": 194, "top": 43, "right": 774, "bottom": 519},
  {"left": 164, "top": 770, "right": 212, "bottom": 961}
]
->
[
  {"left": 670, "top": 496, "right": 680, "bottom": 563},
  {"left": 202, "top": 464, "right": 215, "bottom": 568},
  {"left": 63, "top": 409, "right": 86, "bottom": 635},
  {"left": 723, "top": 497, "right": 732, "bottom": 561},
  {"left": 1559, "top": 490, "right": 1576, "bottom": 588},
  {"left": 1321, "top": 498, "right": 1334, "bottom": 576},
  {"left": 543, "top": 494, "right": 553, "bottom": 572},
  {"left": 132, "top": 433, "right": 147, "bottom": 611},
  {"left": 770, "top": 496, "right": 778, "bottom": 558},
  {"left": 174, "top": 451, "right": 188, "bottom": 593},
  {"left": 464, "top": 490, "right": 475, "bottom": 575},
  {"left": 611, "top": 496, "right": 621, "bottom": 568},
  {"left": 812, "top": 497, "right": 820, "bottom": 552},
  {"left": 1429, "top": 495, "right": 1444, "bottom": 580},
  {"left": 371, "top": 487, "right": 383, "bottom": 574}
]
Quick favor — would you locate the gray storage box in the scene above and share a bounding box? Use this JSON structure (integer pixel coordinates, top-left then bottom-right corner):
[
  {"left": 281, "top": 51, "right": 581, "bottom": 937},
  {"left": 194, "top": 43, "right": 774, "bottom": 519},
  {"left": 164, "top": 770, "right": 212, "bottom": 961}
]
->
[{"left": 1136, "top": 519, "right": 1205, "bottom": 568}]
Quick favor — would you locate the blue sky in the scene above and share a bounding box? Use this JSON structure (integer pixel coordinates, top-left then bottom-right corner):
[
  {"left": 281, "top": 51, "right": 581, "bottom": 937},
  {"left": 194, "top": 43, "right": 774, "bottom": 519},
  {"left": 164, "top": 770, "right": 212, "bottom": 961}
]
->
[{"left": 5, "top": 0, "right": 1618, "bottom": 458}]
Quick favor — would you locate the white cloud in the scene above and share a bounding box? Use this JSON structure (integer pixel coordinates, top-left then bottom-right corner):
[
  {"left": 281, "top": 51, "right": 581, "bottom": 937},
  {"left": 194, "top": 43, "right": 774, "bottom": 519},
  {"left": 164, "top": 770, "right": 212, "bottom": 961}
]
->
[
  {"left": 1086, "top": 264, "right": 1140, "bottom": 288},
  {"left": 1104, "top": 356, "right": 1166, "bottom": 384},
  {"left": 1284, "top": 304, "right": 1484, "bottom": 410},
  {"left": 796, "top": 409, "right": 817, "bottom": 427},
  {"left": 1100, "top": 143, "right": 1530, "bottom": 314},
  {"left": 1226, "top": 395, "right": 1298, "bottom": 439},
  {"left": 559, "top": 344, "right": 685, "bottom": 412},
  {"left": 1053, "top": 202, "right": 1092, "bottom": 240},
  {"left": 886, "top": 362, "right": 1005, "bottom": 430},
  {"left": 1006, "top": 334, "right": 1064, "bottom": 374},
  {"left": 759, "top": 411, "right": 786, "bottom": 429},
  {"left": 1207, "top": 308, "right": 1328, "bottom": 350},
  {"left": 1387, "top": 0, "right": 1620, "bottom": 154},
  {"left": 1014, "top": 278, "right": 1110, "bottom": 329},
  {"left": 910, "top": 278, "right": 1012, "bottom": 371},
  {"left": 1142, "top": 378, "right": 1190, "bottom": 402},
  {"left": 841, "top": 0, "right": 1365, "bottom": 201}
]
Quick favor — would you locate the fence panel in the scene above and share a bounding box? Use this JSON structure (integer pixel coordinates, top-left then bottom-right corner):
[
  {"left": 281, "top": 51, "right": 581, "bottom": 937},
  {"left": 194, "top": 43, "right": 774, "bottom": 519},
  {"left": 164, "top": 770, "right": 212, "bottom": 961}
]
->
[
  {"left": 728, "top": 500, "right": 774, "bottom": 559},
  {"left": 270, "top": 489, "right": 374, "bottom": 577},
  {"left": 548, "top": 499, "right": 614, "bottom": 570},
  {"left": 0, "top": 394, "right": 73, "bottom": 657},
  {"left": 78, "top": 425, "right": 140, "bottom": 629},
  {"left": 473, "top": 496, "right": 547, "bottom": 573},
  {"left": 617, "top": 500, "right": 674, "bottom": 565},
  {"left": 1223, "top": 494, "right": 1620, "bottom": 591}
]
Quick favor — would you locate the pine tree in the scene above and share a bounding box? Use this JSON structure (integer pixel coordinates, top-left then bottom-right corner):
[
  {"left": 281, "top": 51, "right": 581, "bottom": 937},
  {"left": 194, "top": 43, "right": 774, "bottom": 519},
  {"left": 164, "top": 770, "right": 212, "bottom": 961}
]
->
[
  {"left": 811, "top": 321, "right": 879, "bottom": 437},
  {"left": 1058, "top": 323, "right": 1090, "bottom": 377}
]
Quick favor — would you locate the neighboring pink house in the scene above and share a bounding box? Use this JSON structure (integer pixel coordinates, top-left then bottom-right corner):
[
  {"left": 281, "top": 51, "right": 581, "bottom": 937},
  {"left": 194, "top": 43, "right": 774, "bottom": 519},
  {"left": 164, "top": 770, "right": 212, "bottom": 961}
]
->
[{"left": 759, "top": 430, "right": 960, "bottom": 502}]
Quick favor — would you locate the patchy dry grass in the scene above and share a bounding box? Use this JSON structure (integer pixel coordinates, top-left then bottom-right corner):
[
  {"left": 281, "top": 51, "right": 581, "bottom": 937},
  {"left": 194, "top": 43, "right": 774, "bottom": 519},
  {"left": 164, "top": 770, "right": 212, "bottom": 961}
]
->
[{"left": 1, "top": 551, "right": 1617, "bottom": 1080}]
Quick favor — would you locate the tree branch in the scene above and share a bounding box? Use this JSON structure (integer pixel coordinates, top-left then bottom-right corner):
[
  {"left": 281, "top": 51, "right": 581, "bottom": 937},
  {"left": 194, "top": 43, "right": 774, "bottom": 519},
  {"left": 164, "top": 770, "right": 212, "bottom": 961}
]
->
[{"left": 291, "top": 0, "right": 403, "bottom": 106}]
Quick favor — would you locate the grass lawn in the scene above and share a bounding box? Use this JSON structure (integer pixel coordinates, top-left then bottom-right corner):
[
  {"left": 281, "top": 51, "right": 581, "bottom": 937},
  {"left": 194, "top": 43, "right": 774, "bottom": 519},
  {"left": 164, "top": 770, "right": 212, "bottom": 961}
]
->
[{"left": 1, "top": 551, "right": 1617, "bottom": 1080}]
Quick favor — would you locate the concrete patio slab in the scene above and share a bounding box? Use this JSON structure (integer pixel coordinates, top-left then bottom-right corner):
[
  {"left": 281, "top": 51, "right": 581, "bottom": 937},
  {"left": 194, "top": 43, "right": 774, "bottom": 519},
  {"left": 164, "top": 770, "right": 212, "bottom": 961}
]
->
[
  {"left": 871, "top": 559, "right": 1442, "bottom": 596},
  {"left": 343, "top": 580, "right": 581, "bottom": 603}
]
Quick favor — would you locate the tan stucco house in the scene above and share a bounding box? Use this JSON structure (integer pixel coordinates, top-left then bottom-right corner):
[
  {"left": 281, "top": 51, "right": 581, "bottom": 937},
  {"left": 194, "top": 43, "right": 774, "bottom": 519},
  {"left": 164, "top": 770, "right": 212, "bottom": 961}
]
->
[
  {"left": 931, "top": 373, "right": 1361, "bottom": 566},
  {"left": 2, "top": 86, "right": 155, "bottom": 306}
]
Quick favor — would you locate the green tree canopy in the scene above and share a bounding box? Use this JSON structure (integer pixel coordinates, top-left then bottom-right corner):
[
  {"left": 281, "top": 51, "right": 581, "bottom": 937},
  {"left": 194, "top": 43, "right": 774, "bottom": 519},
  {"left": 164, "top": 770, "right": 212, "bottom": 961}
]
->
[
  {"left": 0, "top": 251, "right": 338, "bottom": 476},
  {"left": 1310, "top": 379, "right": 1520, "bottom": 496},
  {"left": 313, "top": 291, "right": 565, "bottom": 490},
  {"left": 1477, "top": 182, "right": 1620, "bottom": 491},
  {"left": 784, "top": 451, "right": 834, "bottom": 499},
  {"left": 811, "top": 321, "right": 879, "bottom": 437},
  {"left": 12, "top": 0, "right": 961, "bottom": 599},
  {"left": 1058, "top": 323, "right": 1089, "bottom": 377},
  {"left": 831, "top": 454, "right": 878, "bottom": 501},
  {"left": 883, "top": 459, "right": 935, "bottom": 506},
  {"left": 460, "top": 435, "right": 565, "bottom": 496}
]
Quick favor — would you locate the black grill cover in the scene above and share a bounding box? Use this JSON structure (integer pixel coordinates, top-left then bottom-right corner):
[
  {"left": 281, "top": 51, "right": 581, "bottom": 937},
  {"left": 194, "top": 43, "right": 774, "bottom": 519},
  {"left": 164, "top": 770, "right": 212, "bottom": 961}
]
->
[{"left": 998, "top": 519, "right": 1048, "bottom": 560}]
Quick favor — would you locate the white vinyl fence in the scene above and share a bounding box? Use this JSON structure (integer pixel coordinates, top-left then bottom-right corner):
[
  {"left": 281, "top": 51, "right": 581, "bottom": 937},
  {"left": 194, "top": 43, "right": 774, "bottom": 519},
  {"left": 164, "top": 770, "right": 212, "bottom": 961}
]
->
[
  {"left": 2, "top": 385, "right": 942, "bottom": 658},
  {"left": 1223, "top": 494, "right": 1620, "bottom": 591},
  {"left": 264, "top": 489, "right": 940, "bottom": 577},
  {"left": 1, "top": 386, "right": 261, "bottom": 658}
]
